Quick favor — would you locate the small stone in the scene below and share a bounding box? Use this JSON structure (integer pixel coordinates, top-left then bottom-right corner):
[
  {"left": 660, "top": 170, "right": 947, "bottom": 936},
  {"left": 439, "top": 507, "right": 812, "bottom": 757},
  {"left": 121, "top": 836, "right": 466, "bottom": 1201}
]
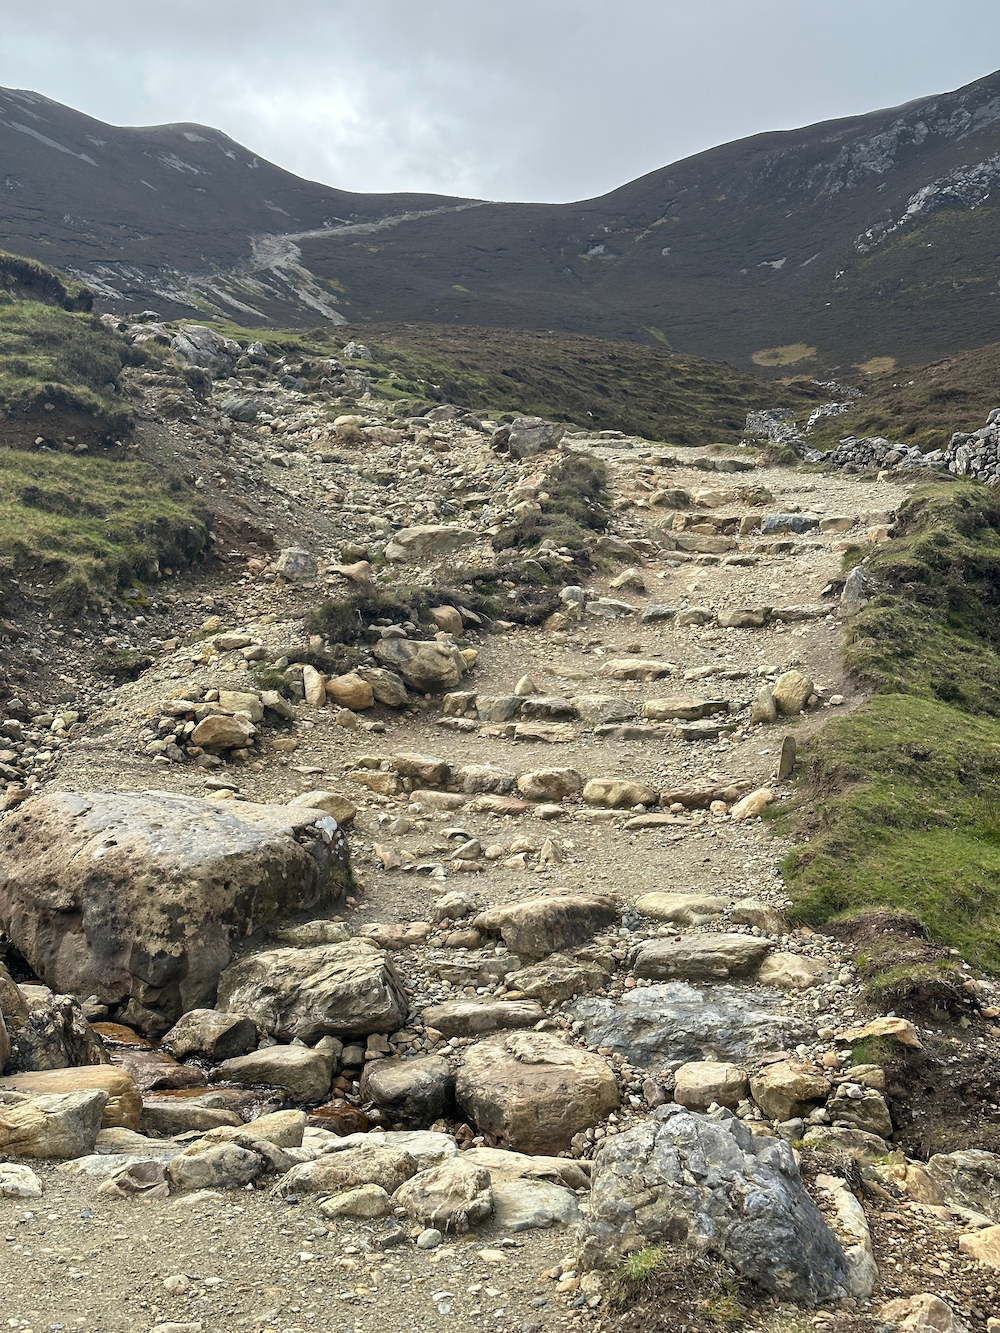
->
[{"left": 417, "top": 1227, "right": 443, "bottom": 1249}]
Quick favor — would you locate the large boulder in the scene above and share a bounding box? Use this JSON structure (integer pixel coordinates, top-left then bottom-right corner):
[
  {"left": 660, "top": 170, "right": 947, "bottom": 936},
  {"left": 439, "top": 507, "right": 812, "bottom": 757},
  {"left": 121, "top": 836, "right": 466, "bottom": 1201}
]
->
[
  {"left": 2, "top": 985, "right": 108, "bottom": 1074},
  {"left": 213, "top": 1044, "right": 336, "bottom": 1102},
  {"left": 373, "top": 638, "right": 468, "bottom": 693},
  {"left": 0, "top": 1088, "right": 109, "bottom": 1159},
  {"left": 0, "top": 791, "right": 350, "bottom": 1034},
  {"left": 161, "top": 1009, "right": 257, "bottom": 1062},
  {"left": 477, "top": 892, "right": 617, "bottom": 959},
  {"left": 279, "top": 1143, "right": 418, "bottom": 1197},
  {"left": 455, "top": 1031, "right": 619, "bottom": 1154},
  {"left": 216, "top": 940, "right": 407, "bottom": 1041},
  {"left": 568, "top": 982, "right": 814, "bottom": 1067},
  {"left": 0, "top": 1065, "right": 142, "bottom": 1130},
  {"left": 394, "top": 1157, "right": 493, "bottom": 1232},
  {"left": 583, "top": 778, "right": 658, "bottom": 809},
  {"left": 170, "top": 324, "right": 241, "bottom": 371},
  {"left": 359, "top": 1056, "right": 452, "bottom": 1127},
  {"left": 580, "top": 1109, "right": 850, "bottom": 1304}
]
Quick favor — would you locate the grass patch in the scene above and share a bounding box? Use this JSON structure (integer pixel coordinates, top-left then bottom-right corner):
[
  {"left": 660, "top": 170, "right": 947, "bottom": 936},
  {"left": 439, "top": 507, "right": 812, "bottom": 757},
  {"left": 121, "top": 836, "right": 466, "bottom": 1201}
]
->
[
  {"left": 0, "top": 450, "right": 209, "bottom": 613},
  {"left": 494, "top": 452, "right": 610, "bottom": 560},
  {"left": 779, "top": 482, "right": 1000, "bottom": 973},
  {"left": 0, "top": 298, "right": 134, "bottom": 445}
]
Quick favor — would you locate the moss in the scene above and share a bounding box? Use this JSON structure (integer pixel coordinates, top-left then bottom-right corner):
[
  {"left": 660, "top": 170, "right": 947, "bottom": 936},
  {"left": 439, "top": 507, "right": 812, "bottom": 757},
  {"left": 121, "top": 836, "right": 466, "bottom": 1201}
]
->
[
  {"left": 0, "top": 450, "right": 208, "bottom": 614},
  {"left": 0, "top": 299, "right": 133, "bottom": 440},
  {"left": 609, "top": 1246, "right": 666, "bottom": 1307}
]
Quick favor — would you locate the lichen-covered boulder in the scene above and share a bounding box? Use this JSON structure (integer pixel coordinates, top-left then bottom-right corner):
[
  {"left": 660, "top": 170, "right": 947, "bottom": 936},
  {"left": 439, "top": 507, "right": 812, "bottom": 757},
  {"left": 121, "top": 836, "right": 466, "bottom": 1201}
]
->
[{"left": 0, "top": 791, "right": 350, "bottom": 1034}]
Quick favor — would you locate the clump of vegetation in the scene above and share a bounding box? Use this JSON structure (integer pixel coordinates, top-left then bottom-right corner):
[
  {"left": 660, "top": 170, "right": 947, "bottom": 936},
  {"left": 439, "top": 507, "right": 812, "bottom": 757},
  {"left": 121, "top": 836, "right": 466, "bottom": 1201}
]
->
[
  {"left": 0, "top": 299, "right": 133, "bottom": 444},
  {"left": 0, "top": 450, "right": 209, "bottom": 614},
  {"left": 197, "top": 317, "right": 825, "bottom": 445},
  {"left": 607, "top": 1245, "right": 759, "bottom": 1328},
  {"left": 804, "top": 337, "right": 1000, "bottom": 455},
  {"left": 495, "top": 452, "right": 610, "bottom": 559},
  {"left": 779, "top": 483, "right": 1000, "bottom": 973},
  {"left": 0, "top": 251, "right": 93, "bottom": 311}
]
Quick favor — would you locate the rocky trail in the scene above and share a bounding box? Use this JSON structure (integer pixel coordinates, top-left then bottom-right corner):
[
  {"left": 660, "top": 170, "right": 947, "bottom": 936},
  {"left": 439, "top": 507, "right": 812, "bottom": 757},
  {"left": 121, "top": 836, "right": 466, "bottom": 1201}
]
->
[{"left": 2, "top": 325, "right": 1000, "bottom": 1333}]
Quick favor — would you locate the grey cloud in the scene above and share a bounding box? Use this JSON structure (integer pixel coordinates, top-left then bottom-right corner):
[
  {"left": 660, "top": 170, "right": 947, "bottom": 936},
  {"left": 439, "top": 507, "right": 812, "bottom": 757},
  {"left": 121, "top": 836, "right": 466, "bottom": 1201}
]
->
[{"left": 2, "top": 0, "right": 999, "bottom": 202}]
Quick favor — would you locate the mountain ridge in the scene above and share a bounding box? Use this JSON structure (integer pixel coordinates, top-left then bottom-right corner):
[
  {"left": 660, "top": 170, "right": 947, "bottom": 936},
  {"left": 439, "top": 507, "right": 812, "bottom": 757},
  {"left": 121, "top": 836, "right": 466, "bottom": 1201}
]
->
[{"left": 3, "top": 70, "right": 1000, "bottom": 371}]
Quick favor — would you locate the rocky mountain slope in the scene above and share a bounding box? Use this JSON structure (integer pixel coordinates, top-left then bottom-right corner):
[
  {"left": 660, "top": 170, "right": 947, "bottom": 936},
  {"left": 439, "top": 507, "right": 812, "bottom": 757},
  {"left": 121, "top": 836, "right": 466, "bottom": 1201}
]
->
[
  {"left": 5, "top": 69, "right": 1000, "bottom": 372},
  {"left": 2, "top": 309, "right": 1000, "bottom": 1332}
]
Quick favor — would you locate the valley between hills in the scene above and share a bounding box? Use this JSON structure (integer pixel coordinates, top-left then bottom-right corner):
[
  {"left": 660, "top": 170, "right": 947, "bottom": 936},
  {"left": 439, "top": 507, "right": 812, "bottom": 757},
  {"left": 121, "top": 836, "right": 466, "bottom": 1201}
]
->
[{"left": 1, "top": 64, "right": 1000, "bottom": 1333}]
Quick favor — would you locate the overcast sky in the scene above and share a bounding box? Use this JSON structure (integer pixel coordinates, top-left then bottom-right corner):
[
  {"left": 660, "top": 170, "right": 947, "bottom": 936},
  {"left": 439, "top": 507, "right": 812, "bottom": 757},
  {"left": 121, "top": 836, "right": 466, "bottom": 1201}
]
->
[{"left": 3, "top": 1, "right": 1000, "bottom": 203}]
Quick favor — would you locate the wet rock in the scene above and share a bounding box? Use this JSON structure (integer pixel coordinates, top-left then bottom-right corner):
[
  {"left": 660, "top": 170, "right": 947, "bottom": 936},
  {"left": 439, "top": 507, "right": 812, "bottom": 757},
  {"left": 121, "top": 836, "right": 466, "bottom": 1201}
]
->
[
  {"left": 213, "top": 1044, "right": 336, "bottom": 1103},
  {"left": 0, "top": 791, "right": 349, "bottom": 1033},
  {"left": 0, "top": 1088, "right": 109, "bottom": 1159},
  {"left": 216, "top": 940, "right": 406, "bottom": 1042},
  {"left": 394, "top": 1157, "right": 493, "bottom": 1232},
  {"left": 161, "top": 1009, "right": 257, "bottom": 1062},
  {"left": 359, "top": 1056, "right": 452, "bottom": 1126},
  {"left": 673, "top": 1061, "right": 749, "bottom": 1111},
  {"left": 477, "top": 891, "right": 617, "bottom": 958},
  {"left": 0, "top": 1065, "right": 141, "bottom": 1130},
  {"left": 750, "top": 1061, "right": 831, "bottom": 1122},
  {"left": 569, "top": 982, "right": 813, "bottom": 1067},
  {"left": 456, "top": 1031, "right": 619, "bottom": 1154},
  {"left": 373, "top": 638, "right": 469, "bottom": 692},
  {"left": 580, "top": 1110, "right": 849, "bottom": 1302},
  {"left": 633, "top": 934, "right": 771, "bottom": 981},
  {"left": 421, "top": 998, "right": 543, "bottom": 1036},
  {"left": 3, "top": 986, "right": 108, "bottom": 1074}
]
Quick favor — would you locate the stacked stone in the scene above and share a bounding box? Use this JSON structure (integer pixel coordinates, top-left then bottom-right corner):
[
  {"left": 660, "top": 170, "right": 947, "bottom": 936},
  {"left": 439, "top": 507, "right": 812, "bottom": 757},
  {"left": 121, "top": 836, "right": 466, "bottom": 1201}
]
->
[
  {"left": 944, "top": 408, "right": 1000, "bottom": 481},
  {"left": 823, "top": 435, "right": 946, "bottom": 471}
]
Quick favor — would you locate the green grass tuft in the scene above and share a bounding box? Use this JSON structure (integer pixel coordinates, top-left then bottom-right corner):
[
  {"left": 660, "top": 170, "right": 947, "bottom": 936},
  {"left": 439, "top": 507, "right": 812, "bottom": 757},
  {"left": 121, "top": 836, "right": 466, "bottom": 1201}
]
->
[
  {"left": 779, "top": 482, "right": 1000, "bottom": 972},
  {"left": 0, "top": 450, "right": 208, "bottom": 613}
]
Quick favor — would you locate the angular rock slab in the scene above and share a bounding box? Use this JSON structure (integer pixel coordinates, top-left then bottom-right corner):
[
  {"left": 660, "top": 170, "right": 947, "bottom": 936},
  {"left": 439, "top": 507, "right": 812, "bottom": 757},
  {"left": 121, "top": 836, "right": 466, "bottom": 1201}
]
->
[
  {"left": 0, "top": 791, "right": 350, "bottom": 1031},
  {"left": 477, "top": 892, "right": 617, "bottom": 959},
  {"left": 3, "top": 985, "right": 108, "bottom": 1074},
  {"left": 492, "top": 1179, "right": 581, "bottom": 1231},
  {"left": 568, "top": 982, "right": 814, "bottom": 1067},
  {"left": 216, "top": 940, "right": 406, "bottom": 1042},
  {"left": 580, "top": 1109, "right": 850, "bottom": 1304},
  {"left": 420, "top": 998, "right": 544, "bottom": 1036},
  {"left": 455, "top": 1031, "right": 619, "bottom": 1155},
  {"left": 0, "top": 1089, "right": 109, "bottom": 1159},
  {"left": 633, "top": 933, "right": 771, "bottom": 981},
  {"left": 0, "top": 1065, "right": 141, "bottom": 1130}
]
